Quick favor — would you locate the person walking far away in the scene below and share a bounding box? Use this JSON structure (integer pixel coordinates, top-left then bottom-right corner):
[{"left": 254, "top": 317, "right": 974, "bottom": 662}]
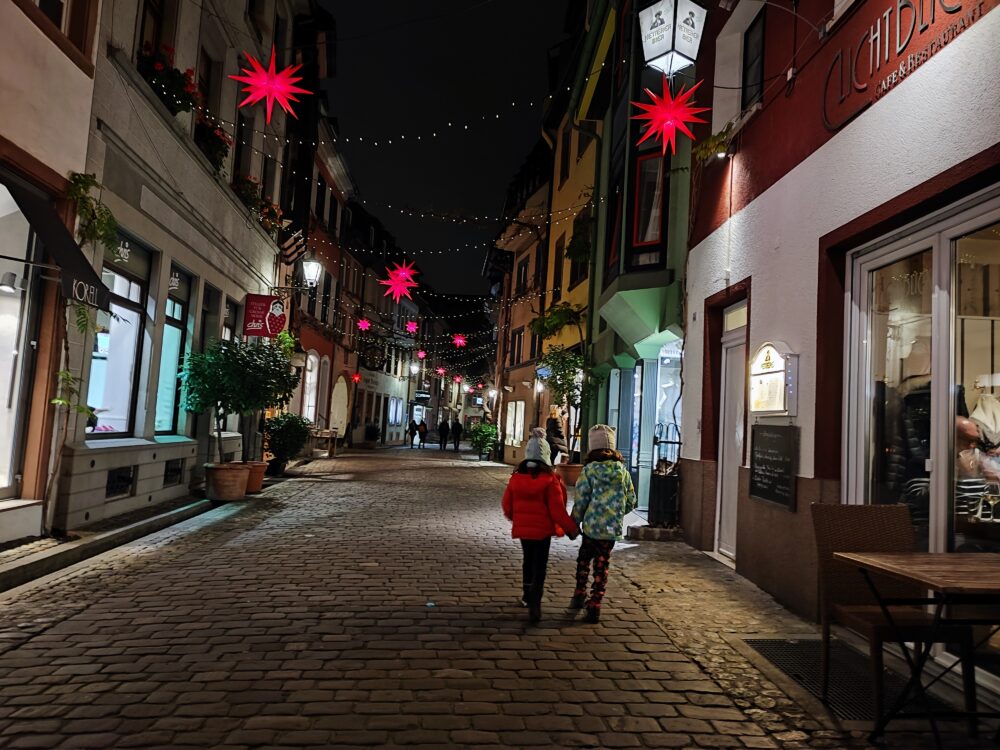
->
[
  {"left": 546, "top": 406, "right": 569, "bottom": 465},
  {"left": 407, "top": 420, "right": 418, "bottom": 449},
  {"left": 502, "top": 428, "right": 578, "bottom": 624},
  {"left": 438, "top": 419, "right": 450, "bottom": 451},
  {"left": 571, "top": 424, "right": 637, "bottom": 624},
  {"left": 417, "top": 420, "right": 428, "bottom": 448},
  {"left": 451, "top": 418, "right": 463, "bottom": 451}
]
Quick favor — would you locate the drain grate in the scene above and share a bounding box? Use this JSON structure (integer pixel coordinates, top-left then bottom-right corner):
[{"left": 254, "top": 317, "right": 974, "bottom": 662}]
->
[{"left": 745, "top": 638, "right": 950, "bottom": 721}]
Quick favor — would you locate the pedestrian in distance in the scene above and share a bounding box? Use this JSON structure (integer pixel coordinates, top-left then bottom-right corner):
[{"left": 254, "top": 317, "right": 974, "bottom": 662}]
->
[
  {"left": 438, "top": 419, "right": 450, "bottom": 451},
  {"left": 570, "top": 424, "right": 637, "bottom": 624},
  {"left": 451, "top": 418, "right": 463, "bottom": 451},
  {"left": 417, "top": 420, "right": 428, "bottom": 448},
  {"left": 502, "top": 428, "right": 578, "bottom": 624},
  {"left": 407, "top": 420, "right": 418, "bottom": 449},
  {"left": 545, "top": 406, "right": 569, "bottom": 465}
]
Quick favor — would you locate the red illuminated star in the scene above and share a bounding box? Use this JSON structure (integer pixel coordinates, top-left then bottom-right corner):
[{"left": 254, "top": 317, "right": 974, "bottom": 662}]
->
[
  {"left": 454, "top": 375, "right": 463, "bottom": 384},
  {"left": 417, "top": 350, "right": 427, "bottom": 360},
  {"left": 357, "top": 318, "right": 371, "bottom": 331},
  {"left": 631, "top": 77, "right": 709, "bottom": 156},
  {"left": 406, "top": 320, "right": 418, "bottom": 334},
  {"left": 436, "top": 367, "right": 446, "bottom": 376},
  {"left": 452, "top": 334, "right": 467, "bottom": 348},
  {"left": 229, "top": 46, "right": 312, "bottom": 123},
  {"left": 379, "top": 260, "right": 420, "bottom": 303}
]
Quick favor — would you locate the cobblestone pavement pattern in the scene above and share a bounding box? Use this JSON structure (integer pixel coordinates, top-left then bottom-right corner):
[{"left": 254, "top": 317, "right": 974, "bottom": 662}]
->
[{"left": 0, "top": 452, "right": 990, "bottom": 749}]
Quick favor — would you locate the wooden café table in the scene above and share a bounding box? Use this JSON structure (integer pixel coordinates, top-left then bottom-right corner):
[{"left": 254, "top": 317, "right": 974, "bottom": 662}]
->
[{"left": 833, "top": 553, "right": 1000, "bottom": 745}]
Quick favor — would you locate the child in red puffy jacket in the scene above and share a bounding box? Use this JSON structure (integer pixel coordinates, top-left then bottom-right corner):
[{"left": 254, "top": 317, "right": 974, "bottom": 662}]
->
[{"left": 502, "top": 428, "right": 579, "bottom": 624}]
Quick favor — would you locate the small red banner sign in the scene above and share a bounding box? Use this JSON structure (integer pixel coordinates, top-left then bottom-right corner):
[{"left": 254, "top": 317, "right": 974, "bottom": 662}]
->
[{"left": 243, "top": 294, "right": 286, "bottom": 338}]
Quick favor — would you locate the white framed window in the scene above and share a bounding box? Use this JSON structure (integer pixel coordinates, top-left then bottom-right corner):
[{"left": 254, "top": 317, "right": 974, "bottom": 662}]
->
[
  {"left": 303, "top": 352, "right": 319, "bottom": 422},
  {"left": 505, "top": 400, "right": 526, "bottom": 446}
]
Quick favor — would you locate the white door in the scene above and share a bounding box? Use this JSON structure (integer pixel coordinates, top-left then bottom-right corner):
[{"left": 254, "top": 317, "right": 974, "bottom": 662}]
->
[{"left": 717, "top": 337, "right": 746, "bottom": 560}]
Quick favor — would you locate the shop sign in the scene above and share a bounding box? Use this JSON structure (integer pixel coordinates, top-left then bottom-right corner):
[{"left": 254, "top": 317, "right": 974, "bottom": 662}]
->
[
  {"left": 243, "top": 294, "right": 285, "bottom": 337},
  {"left": 749, "top": 342, "right": 798, "bottom": 416},
  {"left": 823, "top": 0, "right": 995, "bottom": 130},
  {"left": 168, "top": 271, "right": 180, "bottom": 292},
  {"left": 639, "top": 0, "right": 706, "bottom": 76},
  {"left": 415, "top": 390, "right": 431, "bottom": 403}
]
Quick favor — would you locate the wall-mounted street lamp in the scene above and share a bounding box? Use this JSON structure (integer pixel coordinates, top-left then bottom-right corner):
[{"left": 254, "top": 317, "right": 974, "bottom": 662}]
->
[
  {"left": 639, "top": 0, "right": 707, "bottom": 77},
  {"left": 301, "top": 253, "right": 323, "bottom": 288},
  {"left": 409, "top": 363, "right": 421, "bottom": 375}
]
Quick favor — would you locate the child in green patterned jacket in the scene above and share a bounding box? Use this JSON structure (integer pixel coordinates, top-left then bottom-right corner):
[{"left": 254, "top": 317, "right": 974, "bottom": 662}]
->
[{"left": 570, "top": 424, "right": 637, "bottom": 623}]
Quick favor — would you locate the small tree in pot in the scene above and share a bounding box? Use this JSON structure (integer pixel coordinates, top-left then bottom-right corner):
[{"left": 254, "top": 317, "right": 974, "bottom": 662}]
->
[
  {"left": 181, "top": 339, "right": 255, "bottom": 500},
  {"left": 264, "top": 413, "right": 312, "bottom": 475},
  {"left": 536, "top": 345, "right": 601, "bottom": 485}
]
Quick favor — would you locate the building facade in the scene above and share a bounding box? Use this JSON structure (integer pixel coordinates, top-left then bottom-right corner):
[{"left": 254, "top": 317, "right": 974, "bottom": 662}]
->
[{"left": 678, "top": 0, "right": 1000, "bottom": 684}]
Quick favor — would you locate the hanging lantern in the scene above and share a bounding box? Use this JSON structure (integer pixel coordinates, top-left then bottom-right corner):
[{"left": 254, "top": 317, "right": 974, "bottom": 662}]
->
[
  {"left": 638, "top": 0, "right": 707, "bottom": 77},
  {"left": 452, "top": 334, "right": 467, "bottom": 348},
  {"left": 406, "top": 320, "right": 419, "bottom": 334},
  {"left": 379, "top": 260, "right": 419, "bottom": 303},
  {"left": 357, "top": 318, "right": 371, "bottom": 331},
  {"left": 301, "top": 253, "right": 323, "bottom": 288},
  {"left": 229, "top": 46, "right": 311, "bottom": 123},
  {"left": 632, "top": 77, "right": 709, "bottom": 155}
]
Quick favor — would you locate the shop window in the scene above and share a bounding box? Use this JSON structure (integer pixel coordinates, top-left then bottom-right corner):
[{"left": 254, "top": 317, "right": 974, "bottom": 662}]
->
[
  {"left": 155, "top": 267, "right": 190, "bottom": 434},
  {"left": 163, "top": 458, "right": 184, "bottom": 486},
  {"left": 303, "top": 352, "right": 319, "bottom": 422},
  {"left": 106, "top": 466, "right": 136, "bottom": 499},
  {"left": 87, "top": 241, "right": 150, "bottom": 436},
  {"left": 741, "top": 11, "right": 765, "bottom": 111},
  {"left": 552, "top": 235, "right": 565, "bottom": 301},
  {"left": 654, "top": 340, "right": 683, "bottom": 467},
  {"left": 222, "top": 300, "right": 236, "bottom": 341},
  {"left": 515, "top": 257, "right": 529, "bottom": 296},
  {"left": 509, "top": 328, "right": 524, "bottom": 366},
  {"left": 633, "top": 154, "right": 665, "bottom": 247}
]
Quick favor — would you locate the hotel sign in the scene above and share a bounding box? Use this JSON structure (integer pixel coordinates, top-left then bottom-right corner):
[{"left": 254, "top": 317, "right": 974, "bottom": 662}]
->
[
  {"left": 749, "top": 342, "right": 798, "bottom": 416},
  {"left": 823, "top": 0, "right": 996, "bottom": 130}
]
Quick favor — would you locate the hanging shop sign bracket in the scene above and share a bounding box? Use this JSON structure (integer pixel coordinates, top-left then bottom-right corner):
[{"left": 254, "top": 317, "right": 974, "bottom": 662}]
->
[{"left": 749, "top": 341, "right": 799, "bottom": 417}]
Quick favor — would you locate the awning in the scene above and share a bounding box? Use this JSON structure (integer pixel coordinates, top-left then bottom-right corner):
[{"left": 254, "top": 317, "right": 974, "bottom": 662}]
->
[{"left": 5, "top": 178, "right": 111, "bottom": 311}]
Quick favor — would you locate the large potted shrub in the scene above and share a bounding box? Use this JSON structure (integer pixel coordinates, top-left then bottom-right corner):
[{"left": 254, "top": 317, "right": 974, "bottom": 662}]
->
[
  {"left": 181, "top": 340, "right": 254, "bottom": 500},
  {"left": 240, "top": 333, "right": 300, "bottom": 491},
  {"left": 264, "top": 412, "right": 312, "bottom": 475},
  {"left": 537, "top": 345, "right": 600, "bottom": 486},
  {"left": 469, "top": 422, "right": 499, "bottom": 460}
]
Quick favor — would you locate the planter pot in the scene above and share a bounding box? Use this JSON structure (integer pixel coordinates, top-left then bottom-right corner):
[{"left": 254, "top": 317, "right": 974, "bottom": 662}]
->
[
  {"left": 554, "top": 463, "right": 583, "bottom": 487},
  {"left": 266, "top": 459, "right": 288, "bottom": 477},
  {"left": 205, "top": 463, "right": 251, "bottom": 501},
  {"left": 244, "top": 461, "right": 268, "bottom": 493}
]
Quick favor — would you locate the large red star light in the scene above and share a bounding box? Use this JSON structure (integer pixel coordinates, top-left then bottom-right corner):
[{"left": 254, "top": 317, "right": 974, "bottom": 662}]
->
[
  {"left": 379, "top": 260, "right": 419, "bottom": 303},
  {"left": 631, "top": 77, "right": 710, "bottom": 156},
  {"left": 452, "top": 334, "right": 467, "bottom": 348},
  {"left": 229, "top": 47, "right": 311, "bottom": 123},
  {"left": 406, "top": 321, "right": 419, "bottom": 334}
]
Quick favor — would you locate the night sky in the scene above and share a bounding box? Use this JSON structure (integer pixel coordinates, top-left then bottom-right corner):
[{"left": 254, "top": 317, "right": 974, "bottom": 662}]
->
[{"left": 320, "top": 0, "right": 571, "bottom": 294}]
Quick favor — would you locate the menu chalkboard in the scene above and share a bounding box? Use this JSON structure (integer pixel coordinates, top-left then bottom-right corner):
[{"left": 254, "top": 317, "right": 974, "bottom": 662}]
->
[{"left": 749, "top": 424, "right": 799, "bottom": 510}]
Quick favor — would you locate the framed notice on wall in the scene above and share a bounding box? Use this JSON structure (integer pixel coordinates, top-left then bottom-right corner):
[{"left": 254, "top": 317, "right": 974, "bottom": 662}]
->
[{"left": 749, "top": 424, "right": 799, "bottom": 510}]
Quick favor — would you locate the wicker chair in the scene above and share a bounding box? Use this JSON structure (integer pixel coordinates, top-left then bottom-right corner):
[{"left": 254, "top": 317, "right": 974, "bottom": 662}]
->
[{"left": 811, "top": 503, "right": 977, "bottom": 724}]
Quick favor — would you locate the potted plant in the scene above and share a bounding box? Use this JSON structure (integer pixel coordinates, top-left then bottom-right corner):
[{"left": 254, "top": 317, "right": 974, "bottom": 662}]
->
[
  {"left": 240, "top": 333, "right": 300, "bottom": 491},
  {"left": 232, "top": 174, "right": 261, "bottom": 210},
  {"left": 469, "top": 422, "right": 499, "bottom": 460},
  {"left": 194, "top": 120, "right": 232, "bottom": 174},
  {"left": 181, "top": 340, "right": 254, "bottom": 500},
  {"left": 137, "top": 43, "right": 199, "bottom": 116},
  {"left": 537, "top": 345, "right": 600, "bottom": 486},
  {"left": 259, "top": 199, "right": 283, "bottom": 236},
  {"left": 264, "top": 412, "right": 312, "bottom": 475},
  {"left": 358, "top": 423, "right": 381, "bottom": 449}
]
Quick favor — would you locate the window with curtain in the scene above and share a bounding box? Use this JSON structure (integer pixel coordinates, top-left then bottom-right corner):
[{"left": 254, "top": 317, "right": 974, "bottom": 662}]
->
[
  {"left": 303, "top": 353, "right": 319, "bottom": 422},
  {"left": 516, "top": 258, "right": 529, "bottom": 296}
]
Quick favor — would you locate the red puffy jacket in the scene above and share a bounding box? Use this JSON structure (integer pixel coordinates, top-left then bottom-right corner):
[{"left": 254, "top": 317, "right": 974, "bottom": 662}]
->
[{"left": 502, "top": 471, "right": 579, "bottom": 540}]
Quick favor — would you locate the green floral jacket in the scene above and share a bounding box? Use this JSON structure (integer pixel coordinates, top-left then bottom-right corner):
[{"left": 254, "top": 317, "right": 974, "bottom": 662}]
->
[{"left": 571, "top": 459, "right": 637, "bottom": 541}]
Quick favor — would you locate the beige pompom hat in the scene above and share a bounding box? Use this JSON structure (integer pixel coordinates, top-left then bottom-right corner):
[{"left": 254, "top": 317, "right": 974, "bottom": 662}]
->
[{"left": 588, "top": 424, "right": 616, "bottom": 452}]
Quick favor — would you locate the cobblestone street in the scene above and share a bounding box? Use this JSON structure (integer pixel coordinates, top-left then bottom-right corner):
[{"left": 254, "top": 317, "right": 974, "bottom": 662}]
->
[{"left": 0, "top": 452, "right": 990, "bottom": 749}]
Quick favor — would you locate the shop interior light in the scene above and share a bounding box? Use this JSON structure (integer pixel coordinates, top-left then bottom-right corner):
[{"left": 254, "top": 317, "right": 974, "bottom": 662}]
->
[
  {"left": 301, "top": 256, "right": 323, "bottom": 288},
  {"left": 488, "top": 389, "right": 498, "bottom": 399},
  {"left": 0, "top": 273, "right": 17, "bottom": 294}
]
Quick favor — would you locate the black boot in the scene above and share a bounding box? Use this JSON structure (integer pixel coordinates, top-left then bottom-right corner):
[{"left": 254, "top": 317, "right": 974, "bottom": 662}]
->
[
  {"left": 528, "top": 603, "right": 542, "bottom": 624},
  {"left": 569, "top": 594, "right": 586, "bottom": 610},
  {"left": 584, "top": 606, "right": 600, "bottom": 624},
  {"left": 520, "top": 586, "right": 530, "bottom": 607}
]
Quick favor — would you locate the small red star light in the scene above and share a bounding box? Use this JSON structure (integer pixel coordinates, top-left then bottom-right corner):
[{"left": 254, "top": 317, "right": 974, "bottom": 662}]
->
[
  {"left": 357, "top": 319, "right": 371, "bottom": 331},
  {"left": 631, "top": 77, "right": 710, "bottom": 156},
  {"left": 417, "top": 350, "right": 427, "bottom": 360},
  {"left": 477, "top": 383, "right": 484, "bottom": 389},
  {"left": 454, "top": 375, "right": 463, "bottom": 384},
  {"left": 379, "top": 260, "right": 419, "bottom": 303},
  {"left": 466, "top": 386, "right": 474, "bottom": 393},
  {"left": 406, "top": 320, "right": 418, "bottom": 334},
  {"left": 436, "top": 367, "right": 446, "bottom": 376},
  {"left": 229, "top": 46, "right": 311, "bottom": 123},
  {"left": 452, "top": 334, "right": 467, "bottom": 348},
  {"left": 352, "top": 373, "right": 362, "bottom": 383}
]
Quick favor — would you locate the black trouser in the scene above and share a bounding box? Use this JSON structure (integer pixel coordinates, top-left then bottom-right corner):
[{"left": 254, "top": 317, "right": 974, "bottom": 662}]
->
[
  {"left": 520, "top": 538, "right": 552, "bottom": 605},
  {"left": 409, "top": 434, "right": 416, "bottom": 447},
  {"left": 439, "top": 435, "right": 448, "bottom": 450},
  {"left": 453, "top": 434, "right": 462, "bottom": 450}
]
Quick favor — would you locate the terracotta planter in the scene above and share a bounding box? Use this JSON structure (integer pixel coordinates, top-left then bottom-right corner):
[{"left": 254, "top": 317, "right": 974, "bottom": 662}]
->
[
  {"left": 244, "top": 461, "right": 268, "bottom": 494},
  {"left": 205, "top": 463, "right": 251, "bottom": 501},
  {"left": 555, "top": 463, "right": 583, "bottom": 487}
]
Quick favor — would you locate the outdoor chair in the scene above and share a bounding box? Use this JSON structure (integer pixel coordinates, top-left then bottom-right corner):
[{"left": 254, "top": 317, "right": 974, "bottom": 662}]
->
[{"left": 811, "top": 503, "right": 977, "bottom": 724}]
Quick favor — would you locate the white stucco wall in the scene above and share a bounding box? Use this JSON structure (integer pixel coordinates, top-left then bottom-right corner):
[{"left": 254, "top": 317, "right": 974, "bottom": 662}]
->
[
  {"left": 0, "top": 2, "right": 95, "bottom": 178},
  {"left": 682, "top": 9, "right": 1000, "bottom": 477}
]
